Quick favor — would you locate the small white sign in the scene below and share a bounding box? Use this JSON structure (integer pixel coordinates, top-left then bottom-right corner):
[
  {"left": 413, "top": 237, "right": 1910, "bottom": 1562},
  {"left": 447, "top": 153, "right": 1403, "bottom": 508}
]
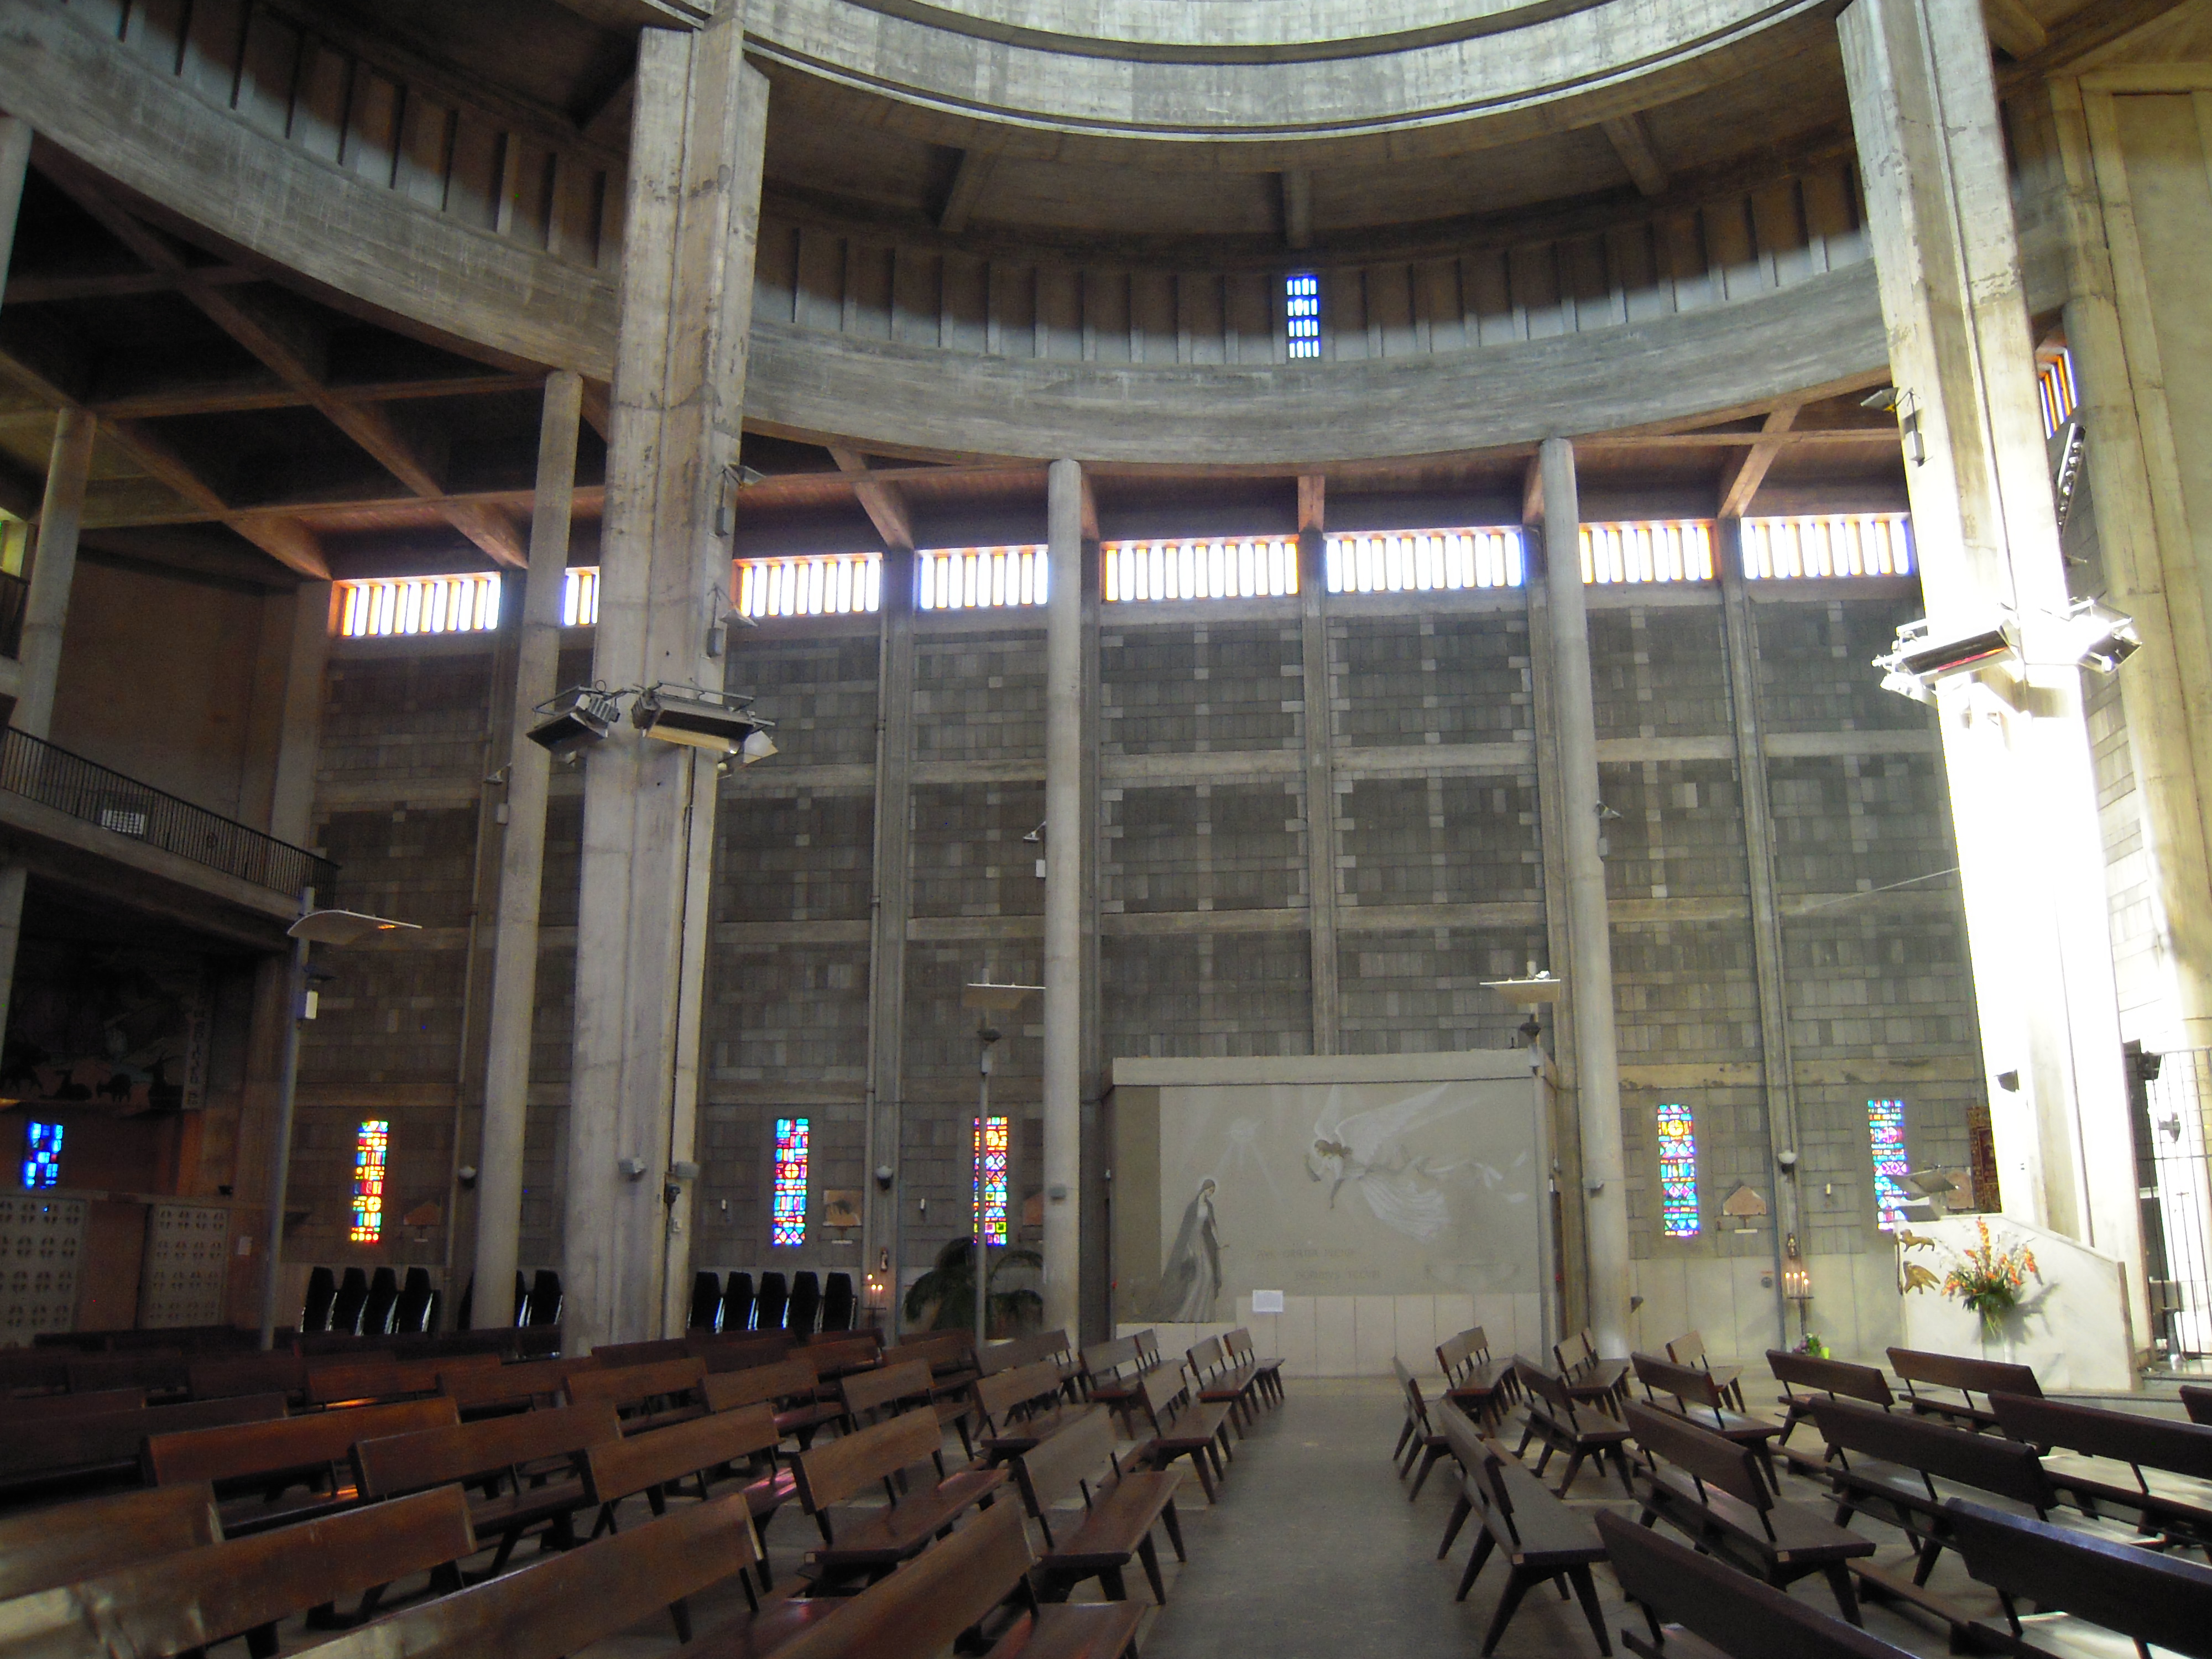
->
[{"left": 1250, "top": 1290, "right": 1285, "bottom": 1314}]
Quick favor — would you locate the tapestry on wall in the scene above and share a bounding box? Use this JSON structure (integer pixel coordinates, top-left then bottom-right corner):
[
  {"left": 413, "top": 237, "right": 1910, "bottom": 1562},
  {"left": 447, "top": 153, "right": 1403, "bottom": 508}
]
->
[{"left": 0, "top": 942, "right": 210, "bottom": 1112}]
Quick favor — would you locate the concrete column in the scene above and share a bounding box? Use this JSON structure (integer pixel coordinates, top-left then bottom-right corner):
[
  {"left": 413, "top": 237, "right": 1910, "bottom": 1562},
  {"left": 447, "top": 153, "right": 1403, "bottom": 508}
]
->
[
  {"left": 1296, "top": 514, "right": 1341, "bottom": 1053},
  {"left": 0, "top": 119, "right": 30, "bottom": 305},
  {"left": 868, "top": 547, "right": 917, "bottom": 1330},
  {"left": 564, "top": 6, "right": 768, "bottom": 1350},
  {"left": 0, "top": 408, "right": 96, "bottom": 1037},
  {"left": 474, "top": 370, "right": 582, "bottom": 1328},
  {"left": 1536, "top": 437, "right": 1631, "bottom": 1354},
  {"left": 266, "top": 583, "right": 331, "bottom": 848},
  {"left": 1041, "top": 458, "right": 1084, "bottom": 1336},
  {"left": 1718, "top": 520, "right": 1799, "bottom": 1348},
  {"left": 1841, "top": 0, "right": 2146, "bottom": 1349}
]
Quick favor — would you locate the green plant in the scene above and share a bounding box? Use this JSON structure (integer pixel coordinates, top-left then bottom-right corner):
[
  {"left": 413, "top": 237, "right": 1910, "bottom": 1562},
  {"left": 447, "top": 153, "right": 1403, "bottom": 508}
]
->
[
  {"left": 1793, "top": 1333, "right": 1829, "bottom": 1359},
  {"left": 902, "top": 1235, "right": 1043, "bottom": 1337},
  {"left": 1939, "top": 1218, "right": 2040, "bottom": 1338}
]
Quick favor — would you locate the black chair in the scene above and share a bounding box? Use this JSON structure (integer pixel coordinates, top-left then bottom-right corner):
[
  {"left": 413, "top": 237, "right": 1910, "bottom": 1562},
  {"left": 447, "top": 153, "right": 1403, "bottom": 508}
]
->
[
  {"left": 393, "top": 1267, "right": 435, "bottom": 1333},
  {"left": 528, "top": 1269, "right": 564, "bottom": 1328},
  {"left": 787, "top": 1271, "right": 821, "bottom": 1334},
  {"left": 330, "top": 1266, "right": 371, "bottom": 1335},
  {"left": 299, "top": 1265, "right": 337, "bottom": 1333},
  {"left": 453, "top": 1274, "right": 474, "bottom": 1332},
  {"left": 361, "top": 1266, "right": 400, "bottom": 1336},
  {"left": 688, "top": 1271, "right": 724, "bottom": 1332},
  {"left": 512, "top": 1270, "right": 531, "bottom": 1327},
  {"left": 722, "top": 1271, "right": 756, "bottom": 1333},
  {"left": 822, "top": 1272, "right": 855, "bottom": 1332},
  {"left": 755, "top": 1271, "right": 789, "bottom": 1332}
]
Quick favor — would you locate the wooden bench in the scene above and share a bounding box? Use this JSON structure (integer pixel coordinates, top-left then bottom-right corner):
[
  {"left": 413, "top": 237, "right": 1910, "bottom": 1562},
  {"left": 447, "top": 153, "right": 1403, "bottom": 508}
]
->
[
  {"left": 353, "top": 1399, "right": 622, "bottom": 1573},
  {"left": 0, "top": 1482, "right": 476, "bottom": 1654},
  {"left": 565, "top": 1354, "right": 711, "bottom": 1431},
  {"left": 801, "top": 1335, "right": 886, "bottom": 1384},
  {"left": 13, "top": 1385, "right": 145, "bottom": 1421},
  {"left": 145, "top": 1395, "right": 458, "bottom": 1535},
  {"left": 2182, "top": 1383, "right": 2212, "bottom": 1426},
  {"left": 1990, "top": 1389, "right": 2212, "bottom": 1550},
  {"left": 1629, "top": 1351, "right": 1782, "bottom": 1489},
  {"left": 1512, "top": 1359, "right": 1634, "bottom": 1498},
  {"left": 1224, "top": 1329, "right": 1282, "bottom": 1406},
  {"left": 62, "top": 1352, "right": 190, "bottom": 1400},
  {"left": 1079, "top": 1336, "right": 1142, "bottom": 1419},
  {"left": 187, "top": 1354, "right": 307, "bottom": 1405},
  {"left": 592, "top": 1337, "right": 694, "bottom": 1368},
  {"left": 690, "top": 1331, "right": 797, "bottom": 1373},
  {"left": 892, "top": 1331, "right": 981, "bottom": 1400},
  {"left": 1765, "top": 1349, "right": 1894, "bottom": 1451},
  {"left": 1624, "top": 1400, "right": 1872, "bottom": 1624},
  {"left": 1885, "top": 1345, "right": 2039, "bottom": 1434},
  {"left": 790, "top": 1404, "right": 1008, "bottom": 1587},
  {"left": 1942, "top": 1495, "right": 2212, "bottom": 1657},
  {"left": 0, "top": 1391, "right": 289, "bottom": 1500},
  {"left": 1663, "top": 1331, "right": 1745, "bottom": 1413},
  {"left": 848, "top": 1357, "right": 979, "bottom": 1455},
  {"left": 436, "top": 1355, "right": 598, "bottom": 1415},
  {"left": 1012, "top": 1402, "right": 1185, "bottom": 1604},
  {"left": 1184, "top": 1335, "right": 1264, "bottom": 1431},
  {"left": 1437, "top": 1326, "right": 1514, "bottom": 1428},
  {"left": 1393, "top": 1358, "right": 1452, "bottom": 1500},
  {"left": 1451, "top": 1436, "right": 1611, "bottom": 1656},
  {"left": 973, "top": 1358, "right": 1081, "bottom": 1459},
  {"left": 1131, "top": 1365, "right": 1231, "bottom": 1504},
  {"left": 1555, "top": 1329, "right": 1629, "bottom": 1415},
  {"left": 1594, "top": 1509, "right": 1917, "bottom": 1659},
  {"left": 0, "top": 1481, "right": 221, "bottom": 1603},
  {"left": 708, "top": 1353, "right": 847, "bottom": 1447}
]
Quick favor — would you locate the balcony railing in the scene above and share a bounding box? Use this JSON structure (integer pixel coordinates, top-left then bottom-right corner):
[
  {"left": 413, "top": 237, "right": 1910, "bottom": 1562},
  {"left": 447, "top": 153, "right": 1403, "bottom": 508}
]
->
[
  {"left": 0, "top": 571, "right": 27, "bottom": 659},
  {"left": 0, "top": 728, "right": 336, "bottom": 898}
]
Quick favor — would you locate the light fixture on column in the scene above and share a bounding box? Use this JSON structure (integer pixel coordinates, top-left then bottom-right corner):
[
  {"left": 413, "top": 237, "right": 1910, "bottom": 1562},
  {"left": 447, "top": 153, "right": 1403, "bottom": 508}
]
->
[
  {"left": 1873, "top": 615, "right": 2018, "bottom": 703},
  {"left": 526, "top": 686, "right": 624, "bottom": 760},
  {"left": 1482, "top": 961, "right": 1563, "bottom": 1051},
  {"left": 2034, "top": 597, "right": 2139, "bottom": 675},
  {"left": 632, "top": 684, "right": 776, "bottom": 761}
]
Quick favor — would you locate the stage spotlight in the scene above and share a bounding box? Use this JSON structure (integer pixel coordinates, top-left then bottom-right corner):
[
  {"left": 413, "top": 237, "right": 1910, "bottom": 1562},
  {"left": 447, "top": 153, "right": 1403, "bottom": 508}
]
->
[
  {"left": 1874, "top": 616, "right": 2018, "bottom": 703},
  {"left": 2043, "top": 596, "right": 2139, "bottom": 675},
  {"left": 526, "top": 686, "right": 623, "bottom": 759},
  {"left": 633, "top": 685, "right": 774, "bottom": 757}
]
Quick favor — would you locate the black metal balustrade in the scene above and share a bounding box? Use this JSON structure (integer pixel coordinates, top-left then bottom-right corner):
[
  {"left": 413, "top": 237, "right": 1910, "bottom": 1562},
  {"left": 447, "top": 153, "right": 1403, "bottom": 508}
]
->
[{"left": 0, "top": 727, "right": 336, "bottom": 898}]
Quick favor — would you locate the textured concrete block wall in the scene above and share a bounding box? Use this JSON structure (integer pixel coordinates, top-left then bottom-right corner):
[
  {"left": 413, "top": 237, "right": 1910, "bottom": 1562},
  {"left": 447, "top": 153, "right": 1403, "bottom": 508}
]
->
[
  {"left": 1332, "top": 611, "right": 1530, "bottom": 747},
  {"left": 1337, "top": 925, "right": 1549, "bottom": 1052},
  {"left": 1590, "top": 601, "right": 1731, "bottom": 739},
  {"left": 1100, "top": 621, "right": 1305, "bottom": 754}
]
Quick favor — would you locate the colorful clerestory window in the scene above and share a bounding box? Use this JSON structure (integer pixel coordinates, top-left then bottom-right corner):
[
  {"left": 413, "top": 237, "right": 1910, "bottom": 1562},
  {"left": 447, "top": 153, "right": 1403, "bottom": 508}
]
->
[
  {"left": 974, "top": 1115, "right": 1010, "bottom": 1247},
  {"left": 772, "top": 1118, "right": 810, "bottom": 1246},
  {"left": 1656, "top": 1105, "right": 1699, "bottom": 1238},
  {"left": 350, "top": 1120, "right": 389, "bottom": 1243},
  {"left": 1869, "top": 1099, "right": 1910, "bottom": 1232}
]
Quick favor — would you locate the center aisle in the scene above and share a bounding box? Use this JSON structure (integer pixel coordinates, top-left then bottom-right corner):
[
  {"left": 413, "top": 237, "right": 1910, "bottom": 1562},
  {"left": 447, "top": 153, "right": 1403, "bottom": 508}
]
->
[{"left": 1139, "top": 1377, "right": 1641, "bottom": 1659}]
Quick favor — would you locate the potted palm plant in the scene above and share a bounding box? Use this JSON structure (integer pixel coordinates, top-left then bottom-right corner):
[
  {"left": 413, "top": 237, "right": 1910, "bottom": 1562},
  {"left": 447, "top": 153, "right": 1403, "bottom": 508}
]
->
[{"left": 902, "top": 1235, "right": 1042, "bottom": 1337}]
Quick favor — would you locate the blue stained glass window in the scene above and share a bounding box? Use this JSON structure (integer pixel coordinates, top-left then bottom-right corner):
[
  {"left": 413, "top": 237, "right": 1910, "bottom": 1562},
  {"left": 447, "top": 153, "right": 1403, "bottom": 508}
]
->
[
  {"left": 1286, "top": 273, "right": 1321, "bottom": 359},
  {"left": 1656, "top": 1105, "right": 1698, "bottom": 1238},
  {"left": 350, "top": 1120, "right": 389, "bottom": 1242},
  {"left": 974, "top": 1116, "right": 1009, "bottom": 1247},
  {"left": 773, "top": 1118, "right": 809, "bottom": 1246},
  {"left": 22, "top": 1121, "right": 61, "bottom": 1190},
  {"left": 1869, "top": 1100, "right": 1910, "bottom": 1231}
]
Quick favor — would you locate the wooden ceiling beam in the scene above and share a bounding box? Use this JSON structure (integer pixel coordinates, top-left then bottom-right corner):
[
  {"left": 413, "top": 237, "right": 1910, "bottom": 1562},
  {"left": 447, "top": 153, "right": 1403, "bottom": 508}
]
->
[
  {"left": 1715, "top": 404, "right": 1799, "bottom": 519},
  {"left": 1981, "top": 0, "right": 2048, "bottom": 59},
  {"left": 937, "top": 149, "right": 998, "bottom": 235},
  {"left": 3, "top": 265, "right": 258, "bottom": 305},
  {"left": 103, "top": 418, "right": 329, "bottom": 578},
  {"left": 91, "top": 370, "right": 546, "bottom": 421},
  {"left": 827, "top": 443, "right": 915, "bottom": 551},
  {"left": 1600, "top": 113, "right": 1670, "bottom": 199}
]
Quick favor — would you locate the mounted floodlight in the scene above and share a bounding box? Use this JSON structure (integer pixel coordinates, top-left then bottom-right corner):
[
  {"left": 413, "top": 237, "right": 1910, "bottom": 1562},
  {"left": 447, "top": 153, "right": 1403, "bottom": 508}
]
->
[
  {"left": 739, "top": 729, "right": 778, "bottom": 765},
  {"left": 527, "top": 686, "right": 623, "bottom": 759},
  {"left": 632, "top": 684, "right": 773, "bottom": 756},
  {"left": 2039, "top": 596, "right": 2139, "bottom": 675},
  {"left": 289, "top": 909, "right": 422, "bottom": 946},
  {"left": 1874, "top": 615, "right": 2018, "bottom": 704}
]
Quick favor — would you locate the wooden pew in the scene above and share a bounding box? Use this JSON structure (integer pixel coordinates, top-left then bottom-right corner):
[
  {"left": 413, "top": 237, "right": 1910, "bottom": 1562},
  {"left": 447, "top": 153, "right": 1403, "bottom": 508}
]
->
[
  {"left": 1943, "top": 1496, "right": 2212, "bottom": 1658},
  {"left": 1663, "top": 1331, "right": 1745, "bottom": 1413},
  {"left": 436, "top": 1355, "right": 597, "bottom": 1415},
  {"left": 286, "top": 1492, "right": 774, "bottom": 1659},
  {"left": 706, "top": 1353, "right": 846, "bottom": 1447},
  {"left": 0, "top": 1482, "right": 221, "bottom": 1603},
  {"left": 973, "top": 1359, "right": 1080, "bottom": 1460},
  {"left": 11, "top": 1386, "right": 144, "bottom": 1421},
  {"left": 565, "top": 1354, "right": 710, "bottom": 1430},
  {"left": 188, "top": 1353, "right": 307, "bottom": 1405},
  {"left": 1765, "top": 1350, "right": 1894, "bottom": 1450},
  {"left": 893, "top": 1331, "right": 980, "bottom": 1400},
  {"left": 790, "top": 1405, "right": 1007, "bottom": 1587},
  {"left": 2182, "top": 1383, "right": 2212, "bottom": 1425},
  {"left": 1224, "top": 1329, "right": 1282, "bottom": 1406},
  {"left": 0, "top": 1392, "right": 289, "bottom": 1500},
  {"left": 1885, "top": 1345, "right": 2039, "bottom": 1434},
  {"left": 1624, "top": 1400, "right": 1873, "bottom": 1624},
  {"left": 1011, "top": 1405, "right": 1184, "bottom": 1605},
  {"left": 803, "top": 1334, "right": 885, "bottom": 1384},
  {"left": 1131, "top": 1365, "right": 1232, "bottom": 1504},
  {"left": 0, "top": 1483, "right": 475, "bottom": 1657},
  {"left": 353, "top": 1399, "right": 622, "bottom": 1573},
  {"left": 690, "top": 1331, "right": 797, "bottom": 1373},
  {"left": 1512, "top": 1360, "right": 1634, "bottom": 1498},
  {"left": 1452, "top": 1436, "right": 1611, "bottom": 1656},
  {"left": 1554, "top": 1329, "right": 1629, "bottom": 1415},
  {"left": 1079, "top": 1336, "right": 1142, "bottom": 1420},
  {"left": 1393, "top": 1358, "right": 1452, "bottom": 1500},
  {"left": 1437, "top": 1327, "right": 1512, "bottom": 1428},
  {"left": 842, "top": 1358, "right": 937, "bottom": 1428},
  {"left": 145, "top": 1395, "right": 457, "bottom": 1534},
  {"left": 1183, "top": 1335, "right": 1262, "bottom": 1431},
  {"left": 306, "top": 1352, "right": 484, "bottom": 1407},
  {"left": 1594, "top": 1509, "right": 1917, "bottom": 1659},
  {"left": 592, "top": 1337, "right": 693, "bottom": 1368},
  {"left": 62, "top": 1352, "right": 190, "bottom": 1400},
  {"left": 1628, "top": 1352, "right": 1782, "bottom": 1488},
  {"left": 1989, "top": 1390, "right": 2212, "bottom": 1550}
]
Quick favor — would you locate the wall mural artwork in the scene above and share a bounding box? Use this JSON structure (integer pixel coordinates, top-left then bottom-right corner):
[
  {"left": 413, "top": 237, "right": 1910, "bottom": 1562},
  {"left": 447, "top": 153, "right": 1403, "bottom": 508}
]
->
[
  {"left": 0, "top": 942, "right": 210, "bottom": 1113},
  {"left": 1155, "top": 1078, "right": 1542, "bottom": 1316}
]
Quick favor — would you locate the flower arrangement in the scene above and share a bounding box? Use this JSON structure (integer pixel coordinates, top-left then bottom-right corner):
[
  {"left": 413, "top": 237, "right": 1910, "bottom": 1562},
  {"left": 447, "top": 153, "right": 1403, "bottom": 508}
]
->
[
  {"left": 1936, "top": 1218, "right": 2040, "bottom": 1337},
  {"left": 1792, "top": 1333, "right": 1829, "bottom": 1359}
]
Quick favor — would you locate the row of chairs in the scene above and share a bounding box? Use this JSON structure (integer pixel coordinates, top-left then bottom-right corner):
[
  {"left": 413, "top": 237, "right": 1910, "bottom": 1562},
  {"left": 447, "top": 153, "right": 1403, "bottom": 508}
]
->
[
  {"left": 687, "top": 1269, "right": 858, "bottom": 1334},
  {"left": 298, "top": 1265, "right": 444, "bottom": 1337}
]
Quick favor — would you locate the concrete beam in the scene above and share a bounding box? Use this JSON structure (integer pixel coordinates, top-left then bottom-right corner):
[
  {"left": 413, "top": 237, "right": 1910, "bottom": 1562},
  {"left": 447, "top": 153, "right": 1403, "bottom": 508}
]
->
[
  {"left": 1600, "top": 113, "right": 1670, "bottom": 198},
  {"left": 828, "top": 444, "right": 916, "bottom": 551},
  {"left": 102, "top": 419, "right": 330, "bottom": 579},
  {"left": 1281, "top": 169, "right": 1315, "bottom": 251},
  {"left": 0, "top": 117, "right": 29, "bottom": 300},
  {"left": 1041, "top": 458, "right": 1084, "bottom": 1335},
  {"left": 1981, "top": 0, "right": 2047, "bottom": 56},
  {"left": 1714, "top": 404, "right": 1799, "bottom": 519},
  {"left": 1297, "top": 473, "right": 1326, "bottom": 534},
  {"left": 937, "top": 148, "right": 998, "bottom": 234}
]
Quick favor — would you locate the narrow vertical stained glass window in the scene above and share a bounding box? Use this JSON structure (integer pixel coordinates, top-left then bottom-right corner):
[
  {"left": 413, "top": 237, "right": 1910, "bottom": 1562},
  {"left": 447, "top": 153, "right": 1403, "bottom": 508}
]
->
[
  {"left": 1869, "top": 1099, "right": 1910, "bottom": 1232},
  {"left": 21, "top": 1121, "right": 61, "bottom": 1190},
  {"left": 2037, "top": 347, "right": 2078, "bottom": 439},
  {"left": 1656, "top": 1105, "right": 1698, "bottom": 1238},
  {"left": 974, "top": 1115, "right": 1010, "bottom": 1247},
  {"left": 773, "top": 1117, "right": 810, "bottom": 1246},
  {"left": 350, "top": 1120, "right": 389, "bottom": 1243},
  {"left": 1286, "top": 273, "right": 1321, "bottom": 360}
]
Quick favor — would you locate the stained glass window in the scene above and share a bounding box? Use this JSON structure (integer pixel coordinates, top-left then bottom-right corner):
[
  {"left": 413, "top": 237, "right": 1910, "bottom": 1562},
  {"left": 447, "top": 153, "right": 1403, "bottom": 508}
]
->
[
  {"left": 772, "top": 1117, "right": 810, "bottom": 1246},
  {"left": 917, "top": 546, "right": 1045, "bottom": 611},
  {"left": 333, "top": 574, "right": 500, "bottom": 637},
  {"left": 1286, "top": 274, "right": 1321, "bottom": 359},
  {"left": 1869, "top": 1099, "right": 1910, "bottom": 1232},
  {"left": 974, "top": 1115, "right": 1010, "bottom": 1247},
  {"left": 2037, "top": 347, "right": 2078, "bottom": 439},
  {"left": 736, "top": 555, "right": 883, "bottom": 619},
  {"left": 21, "top": 1121, "right": 61, "bottom": 1190},
  {"left": 1103, "top": 536, "right": 1298, "bottom": 602},
  {"left": 1656, "top": 1105, "right": 1698, "bottom": 1238},
  {"left": 1326, "top": 528, "right": 1523, "bottom": 593},
  {"left": 350, "top": 1120, "right": 389, "bottom": 1243}
]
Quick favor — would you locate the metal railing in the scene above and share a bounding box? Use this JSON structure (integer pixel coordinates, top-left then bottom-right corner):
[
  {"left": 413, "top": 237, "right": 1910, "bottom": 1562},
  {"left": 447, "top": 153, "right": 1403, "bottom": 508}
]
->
[
  {"left": 0, "top": 727, "right": 336, "bottom": 897},
  {"left": 0, "top": 571, "right": 27, "bottom": 659}
]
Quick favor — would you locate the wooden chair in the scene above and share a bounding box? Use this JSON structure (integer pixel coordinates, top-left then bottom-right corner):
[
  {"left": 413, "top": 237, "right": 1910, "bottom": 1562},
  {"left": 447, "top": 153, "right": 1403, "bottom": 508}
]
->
[
  {"left": 1943, "top": 1496, "right": 2212, "bottom": 1658},
  {"left": 1184, "top": 1335, "right": 1264, "bottom": 1431},
  {"left": 1765, "top": 1349, "right": 1893, "bottom": 1450},
  {"left": 0, "top": 1483, "right": 475, "bottom": 1655},
  {"left": 1131, "top": 1364, "right": 1231, "bottom": 1504},
  {"left": 1989, "top": 1389, "right": 2212, "bottom": 1551},
  {"left": 352, "top": 1399, "right": 621, "bottom": 1573},
  {"left": 1011, "top": 1402, "right": 1185, "bottom": 1604},
  {"left": 1884, "top": 1345, "right": 2039, "bottom": 1434},
  {"left": 1629, "top": 1351, "right": 1782, "bottom": 1488},
  {"left": 1452, "top": 1436, "right": 1611, "bottom": 1656},
  {"left": 1594, "top": 1509, "right": 1917, "bottom": 1659},
  {"left": 1436, "top": 1327, "right": 1513, "bottom": 1427},
  {"left": 789, "top": 1404, "right": 1007, "bottom": 1587},
  {"left": 1624, "top": 1400, "right": 1873, "bottom": 1624},
  {"left": 1513, "top": 1359, "right": 1634, "bottom": 1498},
  {"left": 1662, "top": 1330, "right": 1745, "bottom": 1412},
  {"left": 1393, "top": 1358, "right": 1453, "bottom": 1500},
  {"left": 144, "top": 1395, "right": 457, "bottom": 1535},
  {"left": 0, "top": 1482, "right": 221, "bottom": 1603}
]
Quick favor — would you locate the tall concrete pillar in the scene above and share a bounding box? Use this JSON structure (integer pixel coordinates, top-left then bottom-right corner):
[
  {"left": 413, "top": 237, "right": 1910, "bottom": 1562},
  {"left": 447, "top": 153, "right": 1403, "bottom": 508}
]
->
[
  {"left": 1536, "top": 437, "right": 1631, "bottom": 1354},
  {"left": 1296, "top": 502, "right": 1341, "bottom": 1053},
  {"left": 0, "top": 408, "right": 96, "bottom": 1036},
  {"left": 1840, "top": 0, "right": 2146, "bottom": 1348},
  {"left": 0, "top": 118, "right": 30, "bottom": 300},
  {"left": 1041, "top": 460, "right": 1084, "bottom": 1336},
  {"left": 266, "top": 582, "right": 331, "bottom": 848},
  {"left": 474, "top": 371, "right": 583, "bottom": 1328},
  {"left": 868, "top": 547, "right": 918, "bottom": 1331},
  {"left": 564, "top": 5, "right": 769, "bottom": 1350}
]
